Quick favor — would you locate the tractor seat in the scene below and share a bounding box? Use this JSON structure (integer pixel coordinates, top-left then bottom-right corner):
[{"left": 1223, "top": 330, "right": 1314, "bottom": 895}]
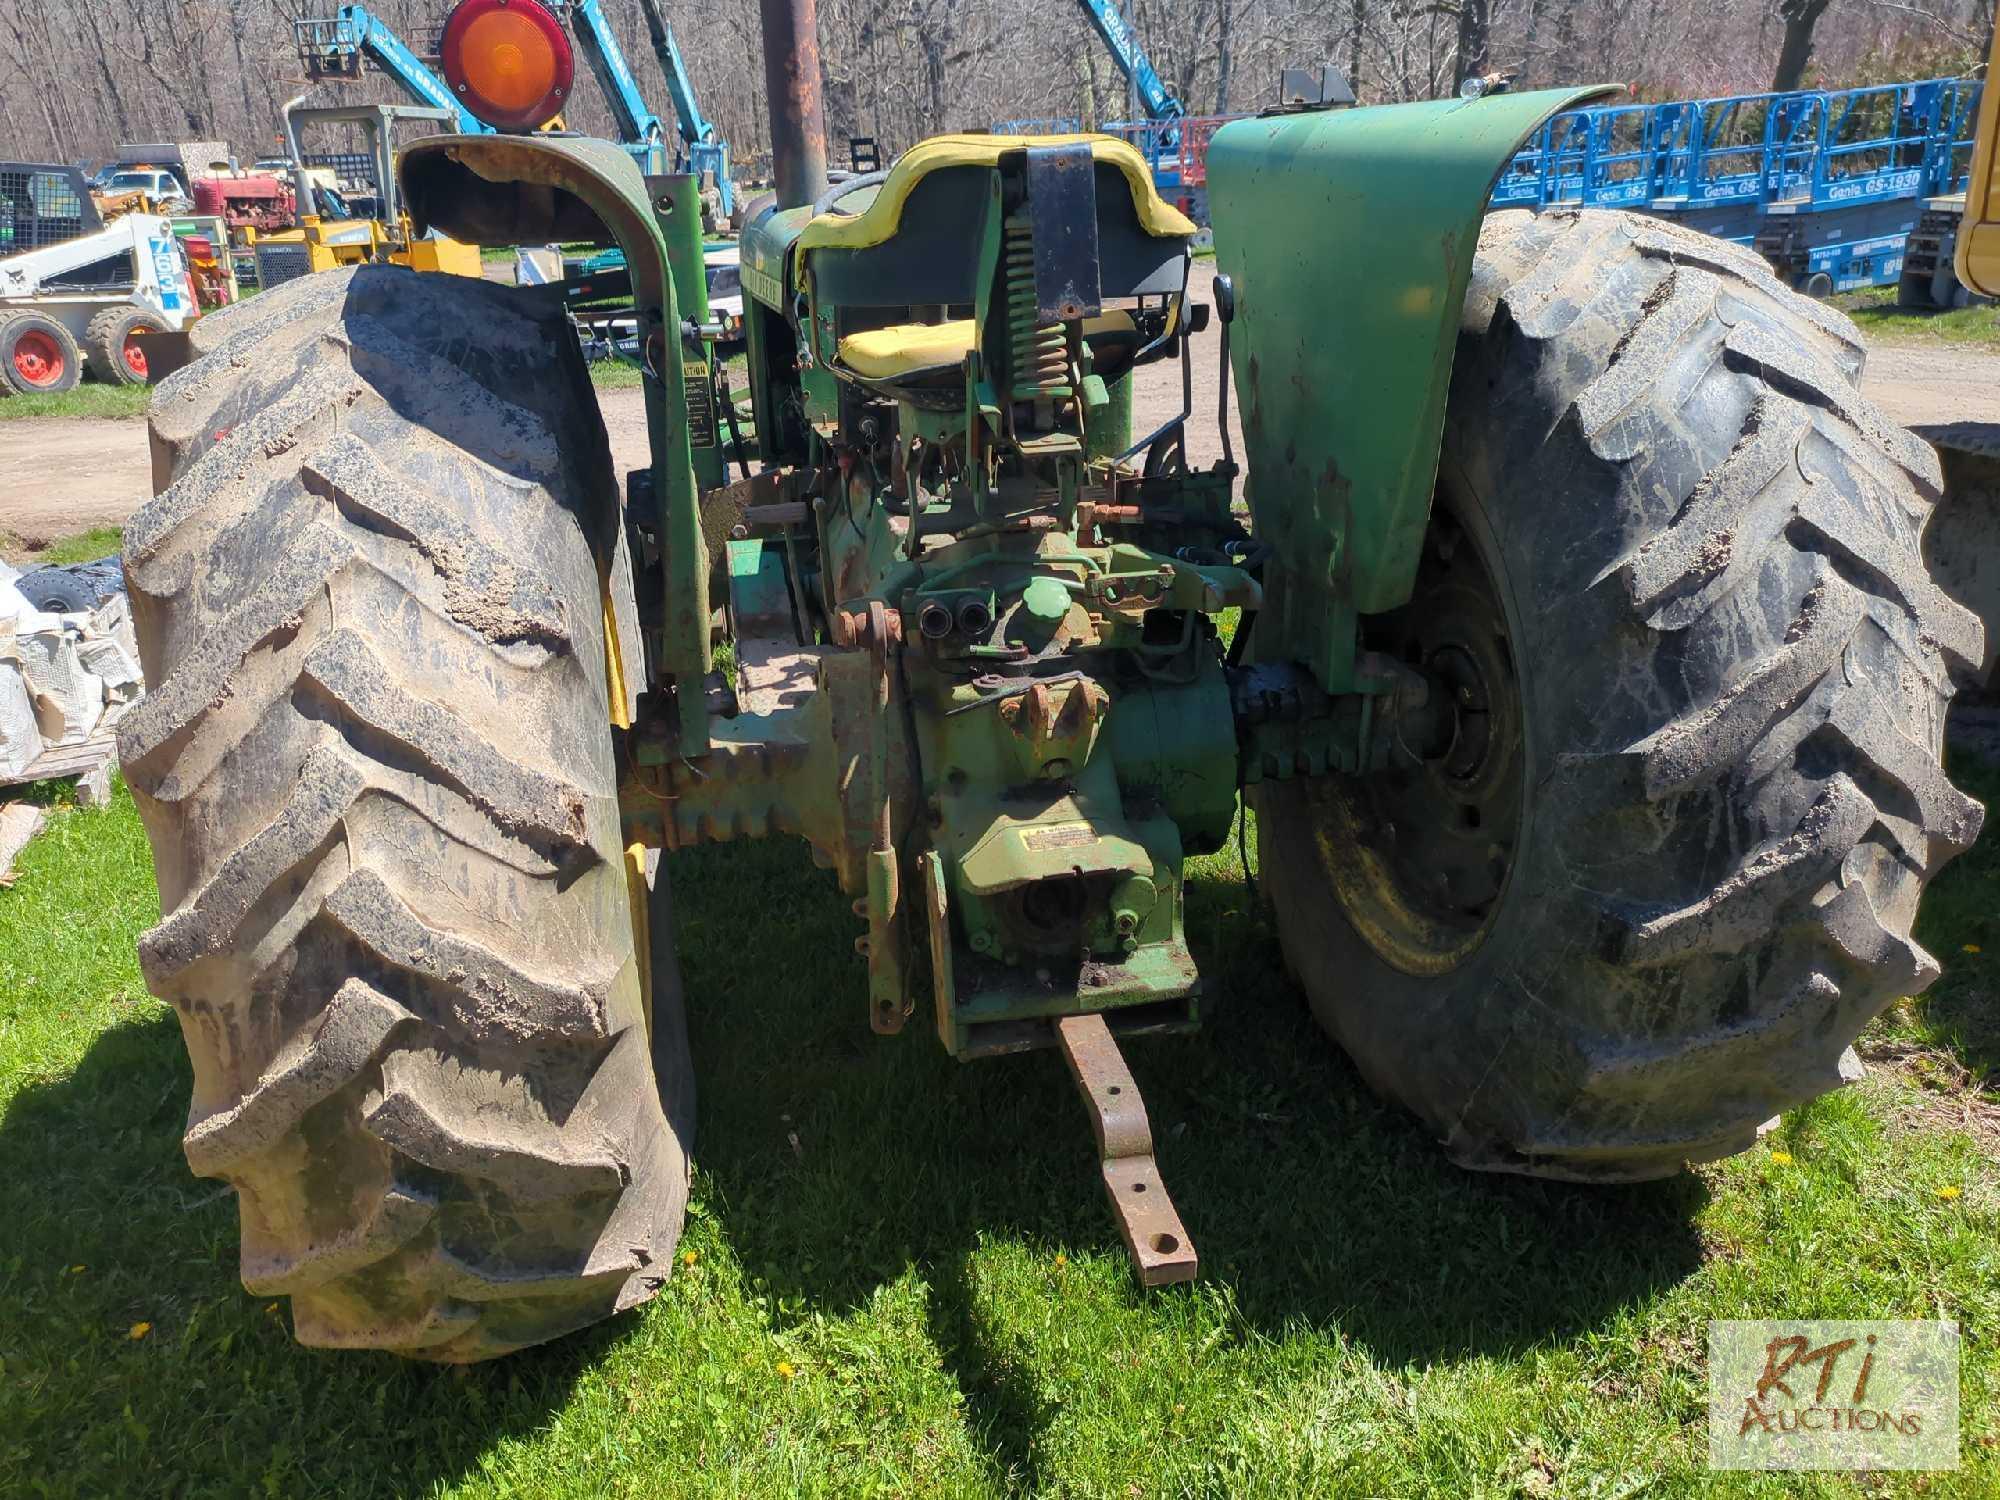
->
[
  {"left": 836, "top": 311, "right": 1152, "bottom": 393},
  {"left": 840, "top": 320, "right": 977, "bottom": 381},
  {"left": 797, "top": 133, "right": 1197, "bottom": 256}
]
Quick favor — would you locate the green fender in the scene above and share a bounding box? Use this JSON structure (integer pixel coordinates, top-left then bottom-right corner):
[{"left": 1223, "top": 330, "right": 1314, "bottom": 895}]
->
[
  {"left": 400, "top": 134, "right": 713, "bottom": 754},
  {"left": 1207, "top": 87, "right": 1614, "bottom": 693}
]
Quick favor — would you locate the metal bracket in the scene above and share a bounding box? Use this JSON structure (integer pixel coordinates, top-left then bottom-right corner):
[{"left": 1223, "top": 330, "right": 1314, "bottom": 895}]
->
[
  {"left": 1053, "top": 1013, "right": 1198, "bottom": 1287},
  {"left": 1023, "top": 143, "right": 1103, "bottom": 321}
]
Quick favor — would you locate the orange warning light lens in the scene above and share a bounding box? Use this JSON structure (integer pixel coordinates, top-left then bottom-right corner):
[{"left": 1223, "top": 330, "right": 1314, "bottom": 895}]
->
[{"left": 440, "top": 0, "right": 573, "bottom": 131}]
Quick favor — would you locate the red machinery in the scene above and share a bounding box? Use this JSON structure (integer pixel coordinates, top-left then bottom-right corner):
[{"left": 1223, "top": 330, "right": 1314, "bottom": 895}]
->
[{"left": 190, "top": 173, "right": 298, "bottom": 234}]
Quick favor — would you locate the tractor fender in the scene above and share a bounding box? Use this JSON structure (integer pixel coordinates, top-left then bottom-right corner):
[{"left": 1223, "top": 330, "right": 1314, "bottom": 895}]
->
[
  {"left": 399, "top": 132, "right": 713, "bottom": 753},
  {"left": 401, "top": 133, "right": 675, "bottom": 317},
  {"left": 1206, "top": 86, "right": 1614, "bottom": 693}
]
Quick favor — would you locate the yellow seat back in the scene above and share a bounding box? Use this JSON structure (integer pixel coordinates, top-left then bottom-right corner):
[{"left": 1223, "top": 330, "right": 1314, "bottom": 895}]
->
[{"left": 797, "top": 134, "right": 1196, "bottom": 256}]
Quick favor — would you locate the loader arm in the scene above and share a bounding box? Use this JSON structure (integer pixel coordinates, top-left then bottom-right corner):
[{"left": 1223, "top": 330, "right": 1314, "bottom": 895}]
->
[
  {"left": 297, "top": 4, "right": 495, "bottom": 134},
  {"left": 566, "top": 0, "right": 671, "bottom": 169}
]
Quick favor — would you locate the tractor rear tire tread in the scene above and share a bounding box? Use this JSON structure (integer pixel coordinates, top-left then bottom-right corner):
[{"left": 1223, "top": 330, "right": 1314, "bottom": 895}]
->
[
  {"left": 1265, "top": 208, "right": 1981, "bottom": 1180},
  {"left": 121, "top": 264, "right": 685, "bottom": 1362}
]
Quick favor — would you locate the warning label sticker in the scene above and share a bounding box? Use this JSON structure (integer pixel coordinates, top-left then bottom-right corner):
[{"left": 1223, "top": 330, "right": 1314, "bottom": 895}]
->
[{"left": 1022, "top": 823, "right": 1099, "bottom": 851}]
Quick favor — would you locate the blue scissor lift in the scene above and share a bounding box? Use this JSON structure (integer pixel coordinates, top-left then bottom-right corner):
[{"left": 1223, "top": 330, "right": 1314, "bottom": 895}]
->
[
  {"left": 1495, "top": 76, "right": 1980, "bottom": 295},
  {"left": 1753, "top": 81, "right": 1967, "bottom": 293},
  {"left": 997, "top": 73, "right": 1982, "bottom": 295}
]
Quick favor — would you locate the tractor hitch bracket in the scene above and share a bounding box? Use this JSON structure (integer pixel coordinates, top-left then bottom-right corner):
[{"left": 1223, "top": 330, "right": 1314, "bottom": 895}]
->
[{"left": 1054, "top": 1012, "right": 1198, "bottom": 1287}]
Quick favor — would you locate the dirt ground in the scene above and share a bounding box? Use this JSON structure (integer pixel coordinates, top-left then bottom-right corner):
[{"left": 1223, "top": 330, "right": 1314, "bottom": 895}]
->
[
  {"left": 1, "top": 262, "right": 1995, "bottom": 553},
  {"left": 0, "top": 422, "right": 153, "bottom": 551}
]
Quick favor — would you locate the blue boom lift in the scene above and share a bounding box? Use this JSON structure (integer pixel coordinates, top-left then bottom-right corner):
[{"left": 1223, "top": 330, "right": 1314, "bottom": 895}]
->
[
  {"left": 564, "top": 0, "right": 671, "bottom": 173},
  {"left": 1073, "top": 0, "right": 1186, "bottom": 148},
  {"left": 635, "top": 0, "right": 733, "bottom": 215},
  {"left": 998, "top": 0, "right": 1190, "bottom": 197},
  {"left": 294, "top": 5, "right": 495, "bottom": 135},
  {"left": 297, "top": 1, "right": 732, "bottom": 218},
  {"left": 550, "top": 0, "right": 735, "bottom": 215}
]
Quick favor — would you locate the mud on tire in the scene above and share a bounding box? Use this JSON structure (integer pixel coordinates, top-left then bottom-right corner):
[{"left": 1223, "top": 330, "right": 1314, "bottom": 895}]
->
[
  {"left": 120, "top": 265, "right": 688, "bottom": 1359},
  {"left": 1260, "top": 209, "right": 1984, "bottom": 1180}
]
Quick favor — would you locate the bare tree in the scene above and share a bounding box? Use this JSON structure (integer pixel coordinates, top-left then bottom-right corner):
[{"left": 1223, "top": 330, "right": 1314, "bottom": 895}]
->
[
  {"left": 1455, "top": 0, "right": 1493, "bottom": 89},
  {"left": 1773, "top": 0, "right": 1836, "bottom": 89},
  {"left": 0, "top": 0, "right": 1983, "bottom": 176}
]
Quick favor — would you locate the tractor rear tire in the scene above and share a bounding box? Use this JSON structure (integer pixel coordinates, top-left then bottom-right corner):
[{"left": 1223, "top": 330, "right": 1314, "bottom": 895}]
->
[
  {"left": 119, "top": 264, "right": 689, "bottom": 1360},
  {"left": 1258, "top": 208, "right": 1983, "bottom": 1181},
  {"left": 83, "top": 305, "right": 159, "bottom": 385}
]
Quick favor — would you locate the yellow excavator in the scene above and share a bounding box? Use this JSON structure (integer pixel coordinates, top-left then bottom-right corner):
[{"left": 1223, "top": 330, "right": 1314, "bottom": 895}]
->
[
  {"left": 1916, "top": 22, "right": 2000, "bottom": 689},
  {"left": 253, "top": 100, "right": 480, "bottom": 288},
  {"left": 1958, "top": 24, "right": 2000, "bottom": 299}
]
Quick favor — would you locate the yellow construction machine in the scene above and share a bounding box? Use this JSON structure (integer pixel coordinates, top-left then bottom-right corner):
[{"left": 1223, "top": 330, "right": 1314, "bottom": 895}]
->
[
  {"left": 1920, "top": 20, "right": 2000, "bottom": 689},
  {"left": 253, "top": 101, "right": 480, "bottom": 287}
]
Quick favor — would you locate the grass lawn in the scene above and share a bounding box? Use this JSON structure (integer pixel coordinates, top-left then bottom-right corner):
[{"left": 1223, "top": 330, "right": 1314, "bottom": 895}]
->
[
  {"left": 0, "top": 383, "right": 151, "bottom": 423},
  {"left": 1, "top": 526, "right": 124, "bottom": 569},
  {"left": 589, "top": 358, "right": 648, "bottom": 391},
  {"left": 0, "top": 749, "right": 1994, "bottom": 1497},
  {"left": 1836, "top": 286, "right": 2000, "bottom": 349},
  {"left": 589, "top": 351, "right": 750, "bottom": 394}
]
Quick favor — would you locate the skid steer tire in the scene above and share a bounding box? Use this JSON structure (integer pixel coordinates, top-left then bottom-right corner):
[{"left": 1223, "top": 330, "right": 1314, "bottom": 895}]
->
[
  {"left": 0, "top": 311, "right": 83, "bottom": 394},
  {"left": 83, "top": 305, "right": 159, "bottom": 385},
  {"left": 119, "top": 264, "right": 689, "bottom": 1360},
  {"left": 1259, "top": 209, "right": 1984, "bottom": 1181}
]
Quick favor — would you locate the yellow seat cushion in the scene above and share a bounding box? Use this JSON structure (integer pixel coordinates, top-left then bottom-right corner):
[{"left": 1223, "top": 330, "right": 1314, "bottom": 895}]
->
[
  {"left": 798, "top": 134, "right": 1197, "bottom": 256},
  {"left": 839, "top": 310, "right": 1150, "bottom": 382},
  {"left": 839, "top": 319, "right": 976, "bottom": 379}
]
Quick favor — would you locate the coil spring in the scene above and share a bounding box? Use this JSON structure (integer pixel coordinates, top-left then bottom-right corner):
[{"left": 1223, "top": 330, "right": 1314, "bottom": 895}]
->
[{"left": 1004, "top": 215, "right": 1069, "bottom": 403}]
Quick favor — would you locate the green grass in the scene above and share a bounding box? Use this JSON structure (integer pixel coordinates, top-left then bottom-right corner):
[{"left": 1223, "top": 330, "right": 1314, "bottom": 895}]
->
[
  {"left": 1836, "top": 286, "right": 2000, "bottom": 349},
  {"left": 588, "top": 358, "right": 647, "bottom": 391},
  {"left": 590, "top": 351, "right": 750, "bottom": 393},
  {"left": 1, "top": 526, "right": 124, "bottom": 568},
  {"left": 0, "top": 775, "right": 1995, "bottom": 1496},
  {"left": 0, "top": 382, "right": 151, "bottom": 423}
]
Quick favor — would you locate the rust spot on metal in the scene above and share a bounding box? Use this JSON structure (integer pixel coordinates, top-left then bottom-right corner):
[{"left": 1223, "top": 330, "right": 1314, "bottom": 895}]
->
[{"left": 758, "top": 0, "right": 830, "bottom": 209}]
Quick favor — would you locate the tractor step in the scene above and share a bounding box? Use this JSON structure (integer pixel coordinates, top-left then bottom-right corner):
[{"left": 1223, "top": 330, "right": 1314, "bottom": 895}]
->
[{"left": 1053, "top": 1012, "right": 1198, "bottom": 1287}]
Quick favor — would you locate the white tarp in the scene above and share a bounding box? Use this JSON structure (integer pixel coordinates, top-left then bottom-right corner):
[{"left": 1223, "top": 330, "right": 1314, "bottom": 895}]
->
[
  {"left": 0, "top": 656, "right": 38, "bottom": 780},
  {"left": 0, "top": 575, "right": 143, "bottom": 779}
]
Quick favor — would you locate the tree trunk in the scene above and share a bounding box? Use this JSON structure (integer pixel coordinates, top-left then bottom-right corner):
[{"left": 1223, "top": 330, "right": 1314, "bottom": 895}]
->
[
  {"left": 78, "top": 0, "right": 135, "bottom": 140},
  {"left": 1347, "top": 0, "right": 1367, "bottom": 97},
  {"left": 1520, "top": 0, "right": 1545, "bottom": 87},
  {"left": 1454, "top": 0, "right": 1491, "bottom": 92},
  {"left": 1216, "top": 0, "right": 1234, "bottom": 114},
  {"left": 1771, "top": 0, "right": 1832, "bottom": 93}
]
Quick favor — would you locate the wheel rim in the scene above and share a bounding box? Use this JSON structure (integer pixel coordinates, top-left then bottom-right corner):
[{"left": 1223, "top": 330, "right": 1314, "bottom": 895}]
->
[
  {"left": 122, "top": 324, "right": 156, "bottom": 379},
  {"left": 1310, "top": 504, "right": 1525, "bottom": 976},
  {"left": 12, "top": 329, "right": 64, "bottom": 388}
]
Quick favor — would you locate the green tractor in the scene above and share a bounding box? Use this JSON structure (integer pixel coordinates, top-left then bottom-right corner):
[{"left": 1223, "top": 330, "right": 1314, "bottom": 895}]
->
[{"left": 119, "top": 0, "right": 1981, "bottom": 1359}]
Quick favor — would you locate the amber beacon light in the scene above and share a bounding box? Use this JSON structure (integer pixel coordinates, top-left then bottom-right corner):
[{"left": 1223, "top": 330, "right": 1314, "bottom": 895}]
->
[{"left": 439, "top": 0, "right": 575, "bottom": 131}]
